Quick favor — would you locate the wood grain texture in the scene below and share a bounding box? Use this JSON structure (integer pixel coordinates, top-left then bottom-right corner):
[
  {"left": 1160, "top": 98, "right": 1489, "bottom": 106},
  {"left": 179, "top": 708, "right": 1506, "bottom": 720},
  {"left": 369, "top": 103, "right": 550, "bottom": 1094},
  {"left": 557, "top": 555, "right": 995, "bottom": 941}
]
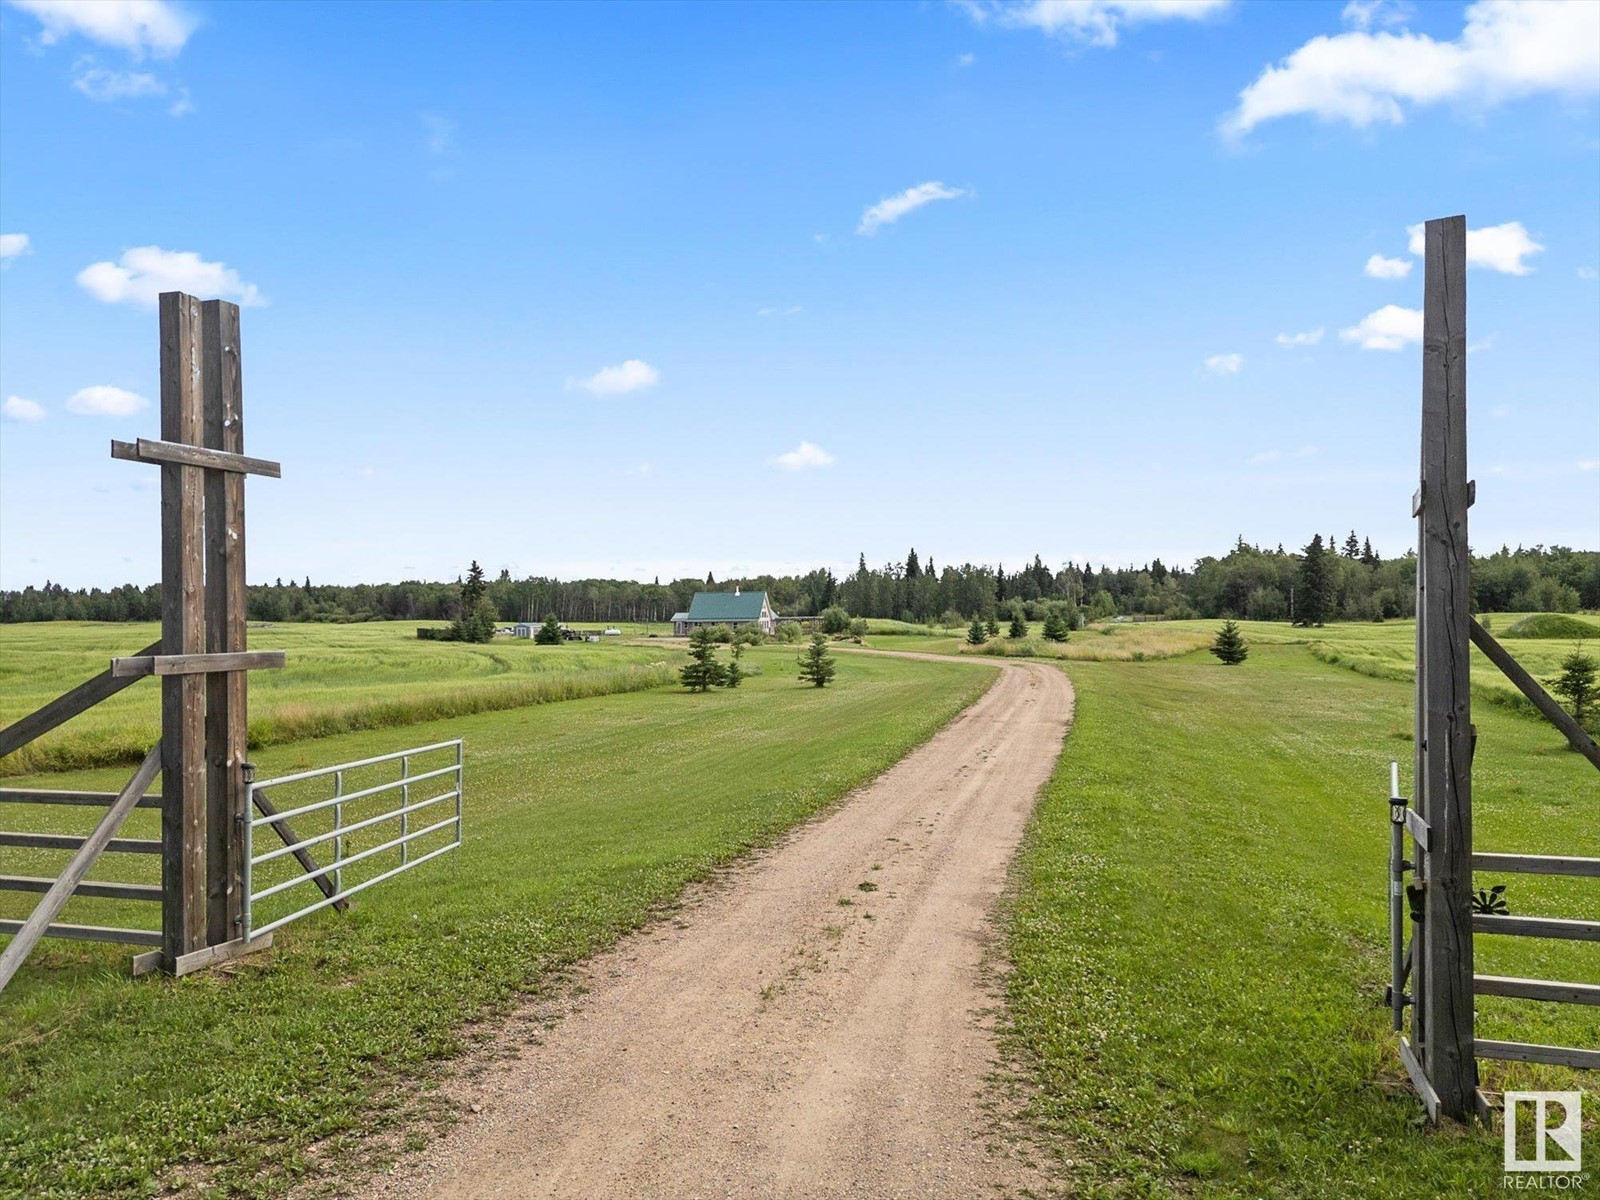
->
[
  {"left": 204, "top": 299, "right": 251, "bottom": 946},
  {"left": 111, "top": 650, "right": 284, "bottom": 678},
  {"left": 110, "top": 437, "right": 280, "bottom": 477},
  {"left": 160, "top": 290, "right": 209, "bottom": 964},
  {"left": 1415, "top": 215, "right": 1477, "bottom": 1119}
]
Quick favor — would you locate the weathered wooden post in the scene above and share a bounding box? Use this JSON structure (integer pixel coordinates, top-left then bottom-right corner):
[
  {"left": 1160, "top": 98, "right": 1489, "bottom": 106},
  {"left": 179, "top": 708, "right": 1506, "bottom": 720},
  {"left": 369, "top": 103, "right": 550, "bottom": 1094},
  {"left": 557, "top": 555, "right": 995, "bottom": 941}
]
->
[
  {"left": 203, "top": 300, "right": 250, "bottom": 948},
  {"left": 159, "top": 292, "right": 210, "bottom": 964},
  {"left": 1413, "top": 214, "right": 1477, "bottom": 1120}
]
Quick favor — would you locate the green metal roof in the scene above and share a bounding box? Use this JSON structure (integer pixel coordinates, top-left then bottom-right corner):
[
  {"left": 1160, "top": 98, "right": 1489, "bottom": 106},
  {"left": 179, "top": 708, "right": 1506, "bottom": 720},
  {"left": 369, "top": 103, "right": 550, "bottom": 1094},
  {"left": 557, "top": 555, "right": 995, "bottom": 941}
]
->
[{"left": 685, "top": 591, "right": 768, "bottom": 622}]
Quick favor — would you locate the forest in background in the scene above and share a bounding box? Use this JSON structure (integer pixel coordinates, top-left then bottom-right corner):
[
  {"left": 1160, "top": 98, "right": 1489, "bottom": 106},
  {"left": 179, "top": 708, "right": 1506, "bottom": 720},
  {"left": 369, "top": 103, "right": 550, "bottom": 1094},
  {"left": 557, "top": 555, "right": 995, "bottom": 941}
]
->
[{"left": 3, "top": 537, "right": 1596, "bottom": 627}]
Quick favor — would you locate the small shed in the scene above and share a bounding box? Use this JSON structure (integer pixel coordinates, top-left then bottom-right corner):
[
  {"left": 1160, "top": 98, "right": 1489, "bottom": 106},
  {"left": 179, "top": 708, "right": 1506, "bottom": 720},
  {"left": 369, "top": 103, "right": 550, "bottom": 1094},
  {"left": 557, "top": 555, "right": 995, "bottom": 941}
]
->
[{"left": 513, "top": 621, "right": 536, "bottom": 639}]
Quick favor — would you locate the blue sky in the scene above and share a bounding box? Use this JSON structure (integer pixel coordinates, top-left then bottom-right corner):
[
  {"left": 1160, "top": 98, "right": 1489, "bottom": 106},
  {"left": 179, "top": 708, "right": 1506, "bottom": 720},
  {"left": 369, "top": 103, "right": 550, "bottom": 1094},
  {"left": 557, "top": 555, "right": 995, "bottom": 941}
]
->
[{"left": 1, "top": 0, "right": 1596, "bottom": 589}]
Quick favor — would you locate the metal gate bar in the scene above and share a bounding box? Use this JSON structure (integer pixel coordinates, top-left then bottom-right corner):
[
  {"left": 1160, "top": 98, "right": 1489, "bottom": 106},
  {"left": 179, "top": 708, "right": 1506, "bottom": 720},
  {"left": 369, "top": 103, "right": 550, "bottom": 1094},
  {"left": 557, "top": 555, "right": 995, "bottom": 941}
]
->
[{"left": 243, "top": 740, "right": 462, "bottom": 941}]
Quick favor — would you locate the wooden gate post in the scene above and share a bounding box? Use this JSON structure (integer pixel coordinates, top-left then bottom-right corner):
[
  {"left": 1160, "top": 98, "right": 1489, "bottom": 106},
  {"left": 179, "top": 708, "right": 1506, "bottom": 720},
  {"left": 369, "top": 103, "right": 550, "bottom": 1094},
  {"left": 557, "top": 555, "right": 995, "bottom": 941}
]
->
[
  {"left": 203, "top": 300, "right": 249, "bottom": 947},
  {"left": 1414, "top": 214, "right": 1477, "bottom": 1119},
  {"left": 159, "top": 293, "right": 210, "bottom": 964}
]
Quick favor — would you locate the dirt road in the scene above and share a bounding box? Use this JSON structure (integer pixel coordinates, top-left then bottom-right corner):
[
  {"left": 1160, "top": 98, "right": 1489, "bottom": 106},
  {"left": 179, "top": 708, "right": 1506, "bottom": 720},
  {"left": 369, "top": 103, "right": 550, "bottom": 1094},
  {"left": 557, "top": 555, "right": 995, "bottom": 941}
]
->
[{"left": 358, "top": 656, "right": 1074, "bottom": 1199}]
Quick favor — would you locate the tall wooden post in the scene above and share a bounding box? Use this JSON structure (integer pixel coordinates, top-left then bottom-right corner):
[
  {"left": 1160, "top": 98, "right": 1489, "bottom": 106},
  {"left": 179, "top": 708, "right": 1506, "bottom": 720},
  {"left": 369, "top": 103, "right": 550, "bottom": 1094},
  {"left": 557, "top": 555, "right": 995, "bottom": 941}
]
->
[
  {"left": 203, "top": 301, "right": 249, "bottom": 946},
  {"left": 160, "top": 293, "right": 209, "bottom": 962},
  {"left": 1414, "top": 215, "right": 1477, "bottom": 1119}
]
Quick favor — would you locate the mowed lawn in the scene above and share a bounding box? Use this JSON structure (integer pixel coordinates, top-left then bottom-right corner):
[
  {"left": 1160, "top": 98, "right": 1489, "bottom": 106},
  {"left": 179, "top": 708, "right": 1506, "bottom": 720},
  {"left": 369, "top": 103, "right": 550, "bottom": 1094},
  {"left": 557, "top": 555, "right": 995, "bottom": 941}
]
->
[
  {"left": 1007, "top": 644, "right": 1598, "bottom": 1199},
  {"left": 0, "top": 622, "right": 680, "bottom": 776},
  {"left": 0, "top": 647, "right": 996, "bottom": 1198}
]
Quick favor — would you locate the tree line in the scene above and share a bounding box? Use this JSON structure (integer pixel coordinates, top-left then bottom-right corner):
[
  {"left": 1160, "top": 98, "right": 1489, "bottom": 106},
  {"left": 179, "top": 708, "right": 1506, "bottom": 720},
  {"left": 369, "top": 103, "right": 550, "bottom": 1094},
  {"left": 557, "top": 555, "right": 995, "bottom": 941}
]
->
[{"left": 3, "top": 538, "right": 1596, "bottom": 626}]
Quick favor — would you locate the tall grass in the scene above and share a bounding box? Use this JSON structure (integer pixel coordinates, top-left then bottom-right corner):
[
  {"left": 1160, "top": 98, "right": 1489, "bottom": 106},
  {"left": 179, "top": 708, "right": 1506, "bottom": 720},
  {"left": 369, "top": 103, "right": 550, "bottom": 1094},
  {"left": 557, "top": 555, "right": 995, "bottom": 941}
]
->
[{"left": 1, "top": 664, "right": 676, "bottom": 777}]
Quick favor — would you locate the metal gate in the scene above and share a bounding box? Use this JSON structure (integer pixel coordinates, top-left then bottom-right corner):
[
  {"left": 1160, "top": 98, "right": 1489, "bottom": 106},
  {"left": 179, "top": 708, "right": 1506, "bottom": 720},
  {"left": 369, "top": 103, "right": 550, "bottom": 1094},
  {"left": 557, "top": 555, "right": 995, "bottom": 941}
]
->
[{"left": 243, "top": 739, "right": 463, "bottom": 940}]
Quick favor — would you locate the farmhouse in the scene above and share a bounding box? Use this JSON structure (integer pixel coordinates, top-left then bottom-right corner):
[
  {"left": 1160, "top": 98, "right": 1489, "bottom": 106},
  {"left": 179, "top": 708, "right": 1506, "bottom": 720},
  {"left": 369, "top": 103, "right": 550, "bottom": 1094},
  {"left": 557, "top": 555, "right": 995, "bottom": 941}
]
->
[{"left": 672, "top": 589, "right": 777, "bottom": 637}]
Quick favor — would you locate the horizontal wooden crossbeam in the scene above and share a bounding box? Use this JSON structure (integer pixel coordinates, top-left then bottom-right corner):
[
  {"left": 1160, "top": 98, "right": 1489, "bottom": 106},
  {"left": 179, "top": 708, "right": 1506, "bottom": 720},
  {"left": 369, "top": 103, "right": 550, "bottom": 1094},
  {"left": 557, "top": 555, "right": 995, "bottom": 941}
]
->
[
  {"left": 0, "top": 788, "right": 162, "bottom": 809},
  {"left": 0, "top": 831, "right": 162, "bottom": 854},
  {"left": 1473, "top": 913, "right": 1600, "bottom": 942},
  {"left": 111, "top": 650, "right": 286, "bottom": 678},
  {"left": 1476, "top": 1039, "right": 1600, "bottom": 1070},
  {"left": 0, "top": 639, "right": 161, "bottom": 760},
  {"left": 111, "top": 437, "right": 281, "bottom": 478},
  {"left": 1475, "top": 974, "right": 1600, "bottom": 1006},
  {"left": 0, "top": 919, "right": 162, "bottom": 947},
  {"left": 0, "top": 874, "right": 161, "bottom": 902},
  {"left": 1473, "top": 852, "right": 1600, "bottom": 878}
]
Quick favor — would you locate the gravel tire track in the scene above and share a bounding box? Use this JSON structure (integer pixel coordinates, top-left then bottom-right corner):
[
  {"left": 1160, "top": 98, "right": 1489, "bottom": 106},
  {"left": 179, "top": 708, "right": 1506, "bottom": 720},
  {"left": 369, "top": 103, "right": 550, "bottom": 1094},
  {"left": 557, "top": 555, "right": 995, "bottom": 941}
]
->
[{"left": 356, "top": 655, "right": 1074, "bottom": 1199}]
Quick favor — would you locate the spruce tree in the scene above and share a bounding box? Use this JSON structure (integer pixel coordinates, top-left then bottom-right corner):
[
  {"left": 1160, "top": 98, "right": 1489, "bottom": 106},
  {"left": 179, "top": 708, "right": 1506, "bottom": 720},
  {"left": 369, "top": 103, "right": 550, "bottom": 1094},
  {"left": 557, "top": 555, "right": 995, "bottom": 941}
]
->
[
  {"left": 1008, "top": 605, "right": 1028, "bottom": 639},
  {"left": 1343, "top": 531, "right": 1360, "bottom": 559},
  {"left": 1295, "top": 535, "right": 1333, "bottom": 626},
  {"left": 1552, "top": 644, "right": 1597, "bottom": 726},
  {"left": 1210, "top": 620, "right": 1248, "bottom": 665},
  {"left": 1360, "top": 537, "right": 1377, "bottom": 567},
  {"left": 797, "top": 632, "right": 837, "bottom": 688},
  {"left": 985, "top": 614, "right": 1001, "bottom": 638},
  {"left": 681, "top": 626, "right": 727, "bottom": 692},
  {"left": 1042, "top": 607, "right": 1071, "bottom": 643},
  {"left": 967, "top": 616, "right": 988, "bottom": 646},
  {"left": 725, "top": 642, "right": 746, "bottom": 689},
  {"left": 534, "top": 613, "right": 564, "bottom": 644}
]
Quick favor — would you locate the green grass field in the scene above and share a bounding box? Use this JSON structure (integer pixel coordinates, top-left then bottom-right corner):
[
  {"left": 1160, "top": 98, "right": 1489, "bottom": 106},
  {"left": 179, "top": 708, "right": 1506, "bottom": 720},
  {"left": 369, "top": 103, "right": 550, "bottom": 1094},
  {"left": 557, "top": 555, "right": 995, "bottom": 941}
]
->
[
  {"left": 0, "top": 622, "right": 681, "bottom": 776},
  {"left": 0, "top": 645, "right": 996, "bottom": 1197},
  {"left": 1, "top": 614, "right": 1595, "bottom": 1197},
  {"left": 1004, "top": 644, "right": 1598, "bottom": 1199}
]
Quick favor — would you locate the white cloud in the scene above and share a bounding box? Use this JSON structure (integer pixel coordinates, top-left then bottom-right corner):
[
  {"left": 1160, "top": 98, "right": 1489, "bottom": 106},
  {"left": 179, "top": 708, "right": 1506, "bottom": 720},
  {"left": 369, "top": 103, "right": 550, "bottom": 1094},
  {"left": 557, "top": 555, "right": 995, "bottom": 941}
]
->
[
  {"left": 568, "top": 359, "right": 660, "bottom": 397},
  {"left": 757, "top": 305, "right": 802, "bottom": 317},
  {"left": 1342, "top": 0, "right": 1411, "bottom": 31},
  {"left": 1275, "top": 327, "right": 1325, "bottom": 346},
  {"left": 1222, "top": 0, "right": 1600, "bottom": 137},
  {"left": 957, "top": 52, "right": 976, "bottom": 67},
  {"left": 167, "top": 86, "right": 193, "bottom": 117},
  {"left": 963, "top": 0, "right": 1229, "bottom": 49},
  {"left": 77, "top": 246, "right": 263, "bottom": 308},
  {"left": 773, "top": 441, "right": 835, "bottom": 471},
  {"left": 2, "top": 395, "right": 45, "bottom": 422},
  {"left": 1405, "top": 220, "right": 1543, "bottom": 274},
  {"left": 1204, "top": 352, "right": 1244, "bottom": 375},
  {"left": 421, "top": 112, "right": 456, "bottom": 154},
  {"left": 0, "top": 233, "right": 30, "bottom": 262},
  {"left": 6, "top": 0, "right": 195, "bottom": 58},
  {"left": 1364, "top": 253, "right": 1412, "bottom": 279},
  {"left": 66, "top": 385, "right": 149, "bottom": 416},
  {"left": 1340, "top": 303, "right": 1422, "bottom": 350},
  {"left": 1578, "top": 459, "right": 1599, "bottom": 472},
  {"left": 1579, "top": 266, "right": 1598, "bottom": 281},
  {"left": 857, "top": 181, "right": 967, "bottom": 236},
  {"left": 72, "top": 62, "right": 165, "bottom": 101}
]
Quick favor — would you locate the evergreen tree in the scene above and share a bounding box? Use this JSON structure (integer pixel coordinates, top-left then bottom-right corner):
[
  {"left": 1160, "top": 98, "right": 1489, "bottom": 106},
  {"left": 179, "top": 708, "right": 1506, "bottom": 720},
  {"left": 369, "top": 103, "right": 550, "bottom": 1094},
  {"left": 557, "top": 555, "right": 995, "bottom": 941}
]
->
[
  {"left": 1360, "top": 537, "right": 1378, "bottom": 567},
  {"left": 985, "top": 614, "right": 1001, "bottom": 638},
  {"left": 995, "top": 565, "right": 1007, "bottom": 603},
  {"left": 1295, "top": 535, "right": 1333, "bottom": 626},
  {"left": 905, "top": 548, "right": 920, "bottom": 579},
  {"left": 1008, "top": 604, "right": 1028, "bottom": 639},
  {"left": 1552, "top": 644, "right": 1597, "bottom": 726},
  {"left": 797, "top": 632, "right": 837, "bottom": 688},
  {"left": 724, "top": 642, "right": 746, "bottom": 689},
  {"left": 1042, "top": 606, "right": 1071, "bottom": 642},
  {"left": 967, "top": 616, "right": 988, "bottom": 646},
  {"left": 462, "top": 560, "right": 487, "bottom": 609},
  {"left": 1343, "top": 531, "right": 1361, "bottom": 559},
  {"left": 681, "top": 626, "right": 727, "bottom": 692},
  {"left": 534, "top": 613, "right": 563, "bottom": 645},
  {"left": 1210, "top": 620, "right": 1248, "bottom": 665},
  {"left": 706, "top": 571, "right": 716, "bottom": 586}
]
